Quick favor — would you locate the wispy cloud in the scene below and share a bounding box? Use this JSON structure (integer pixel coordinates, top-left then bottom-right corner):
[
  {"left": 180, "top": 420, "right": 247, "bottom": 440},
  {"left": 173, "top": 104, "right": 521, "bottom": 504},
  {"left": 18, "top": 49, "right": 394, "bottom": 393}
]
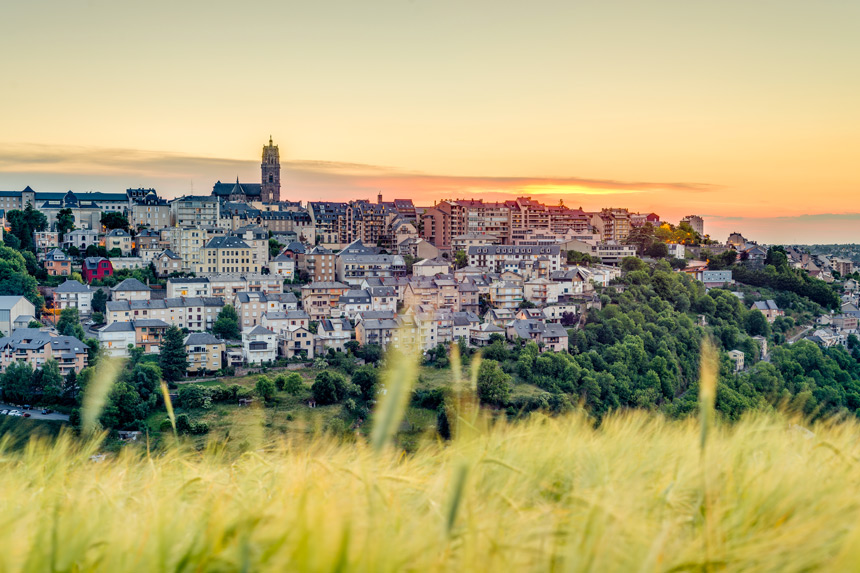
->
[{"left": 0, "top": 143, "right": 719, "bottom": 202}]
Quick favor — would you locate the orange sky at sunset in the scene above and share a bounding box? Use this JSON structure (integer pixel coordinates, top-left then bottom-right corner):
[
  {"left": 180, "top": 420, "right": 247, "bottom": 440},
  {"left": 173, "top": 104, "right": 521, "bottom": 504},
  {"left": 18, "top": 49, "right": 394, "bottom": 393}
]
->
[{"left": 2, "top": 1, "right": 859, "bottom": 243}]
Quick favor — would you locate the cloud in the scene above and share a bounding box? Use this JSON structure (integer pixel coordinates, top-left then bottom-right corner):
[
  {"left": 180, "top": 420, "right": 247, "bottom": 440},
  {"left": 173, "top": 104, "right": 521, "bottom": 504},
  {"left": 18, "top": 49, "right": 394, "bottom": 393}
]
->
[{"left": 0, "top": 143, "right": 719, "bottom": 202}]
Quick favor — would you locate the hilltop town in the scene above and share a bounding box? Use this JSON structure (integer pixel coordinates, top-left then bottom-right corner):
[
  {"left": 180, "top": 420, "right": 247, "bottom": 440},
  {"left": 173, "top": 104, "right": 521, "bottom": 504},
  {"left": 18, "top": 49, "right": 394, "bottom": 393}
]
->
[{"left": 1, "top": 137, "right": 858, "bottom": 434}]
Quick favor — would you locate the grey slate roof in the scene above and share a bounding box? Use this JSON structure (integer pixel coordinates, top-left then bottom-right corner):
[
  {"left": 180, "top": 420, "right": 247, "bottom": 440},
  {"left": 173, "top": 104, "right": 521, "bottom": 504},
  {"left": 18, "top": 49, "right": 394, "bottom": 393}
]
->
[
  {"left": 111, "top": 278, "right": 150, "bottom": 292},
  {"left": 55, "top": 280, "right": 92, "bottom": 293},
  {"left": 184, "top": 332, "right": 222, "bottom": 345}
]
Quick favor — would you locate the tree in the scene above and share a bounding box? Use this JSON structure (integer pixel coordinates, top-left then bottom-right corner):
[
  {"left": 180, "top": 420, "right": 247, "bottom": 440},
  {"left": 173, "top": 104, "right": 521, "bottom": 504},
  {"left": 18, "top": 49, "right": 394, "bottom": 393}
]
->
[
  {"left": 100, "top": 212, "right": 129, "bottom": 231},
  {"left": 454, "top": 250, "right": 468, "bottom": 269},
  {"left": 56, "top": 208, "right": 76, "bottom": 242},
  {"left": 92, "top": 289, "right": 108, "bottom": 313},
  {"left": 358, "top": 344, "right": 383, "bottom": 365},
  {"left": 57, "top": 308, "right": 85, "bottom": 340},
  {"left": 159, "top": 326, "right": 188, "bottom": 382},
  {"left": 255, "top": 376, "right": 277, "bottom": 401},
  {"left": 403, "top": 254, "right": 416, "bottom": 274},
  {"left": 351, "top": 366, "right": 378, "bottom": 400},
  {"left": 745, "top": 310, "right": 771, "bottom": 337},
  {"left": 178, "top": 384, "right": 207, "bottom": 409},
  {"left": 644, "top": 242, "right": 669, "bottom": 259},
  {"left": 39, "top": 359, "right": 64, "bottom": 404},
  {"left": 91, "top": 311, "right": 105, "bottom": 324},
  {"left": 1, "top": 361, "right": 35, "bottom": 404},
  {"left": 7, "top": 205, "right": 47, "bottom": 252},
  {"left": 213, "top": 305, "right": 241, "bottom": 339},
  {"left": 621, "top": 257, "right": 647, "bottom": 273},
  {"left": 0, "top": 245, "right": 44, "bottom": 310},
  {"left": 312, "top": 371, "right": 348, "bottom": 404},
  {"left": 282, "top": 373, "right": 305, "bottom": 394},
  {"left": 27, "top": 320, "right": 43, "bottom": 328},
  {"left": 476, "top": 360, "right": 512, "bottom": 407}
]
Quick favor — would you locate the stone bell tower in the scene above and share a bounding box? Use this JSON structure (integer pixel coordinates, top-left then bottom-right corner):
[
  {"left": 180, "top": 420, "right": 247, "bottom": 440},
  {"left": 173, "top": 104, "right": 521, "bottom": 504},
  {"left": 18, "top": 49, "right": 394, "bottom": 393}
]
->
[{"left": 261, "top": 136, "right": 280, "bottom": 203}]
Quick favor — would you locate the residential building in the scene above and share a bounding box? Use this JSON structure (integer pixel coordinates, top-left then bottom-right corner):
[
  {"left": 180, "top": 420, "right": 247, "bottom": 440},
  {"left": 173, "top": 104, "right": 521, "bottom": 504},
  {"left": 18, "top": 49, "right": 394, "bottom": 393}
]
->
[
  {"left": 184, "top": 333, "right": 225, "bottom": 375},
  {"left": 44, "top": 249, "right": 72, "bottom": 276},
  {"left": 264, "top": 292, "right": 299, "bottom": 313},
  {"left": 338, "top": 289, "right": 373, "bottom": 320},
  {"left": 198, "top": 236, "right": 258, "bottom": 274},
  {"left": 242, "top": 325, "right": 278, "bottom": 364},
  {"left": 317, "top": 318, "right": 353, "bottom": 353},
  {"left": 63, "top": 229, "right": 99, "bottom": 251},
  {"left": 469, "top": 322, "right": 505, "bottom": 347},
  {"left": 153, "top": 249, "right": 182, "bottom": 277},
  {"left": 34, "top": 231, "right": 60, "bottom": 254},
  {"left": 0, "top": 329, "right": 89, "bottom": 375},
  {"left": 235, "top": 291, "right": 270, "bottom": 328},
  {"left": 489, "top": 280, "right": 524, "bottom": 309},
  {"left": 0, "top": 296, "right": 37, "bottom": 337},
  {"left": 105, "top": 297, "right": 224, "bottom": 331},
  {"left": 507, "top": 320, "right": 569, "bottom": 352},
  {"left": 166, "top": 274, "right": 284, "bottom": 299},
  {"left": 299, "top": 246, "right": 336, "bottom": 282},
  {"left": 368, "top": 286, "right": 397, "bottom": 313},
  {"left": 301, "top": 282, "right": 351, "bottom": 320},
  {"left": 130, "top": 189, "right": 171, "bottom": 229},
  {"left": 452, "top": 311, "right": 480, "bottom": 341},
  {"left": 751, "top": 300, "right": 784, "bottom": 323},
  {"left": 268, "top": 253, "right": 296, "bottom": 279},
  {"left": 524, "top": 278, "right": 560, "bottom": 305},
  {"left": 133, "top": 319, "right": 169, "bottom": 354},
  {"left": 591, "top": 208, "right": 631, "bottom": 243},
  {"left": 413, "top": 257, "right": 451, "bottom": 277},
  {"left": 452, "top": 232, "right": 493, "bottom": 254},
  {"left": 467, "top": 245, "right": 562, "bottom": 273},
  {"left": 681, "top": 215, "right": 704, "bottom": 236},
  {"left": 484, "top": 308, "right": 516, "bottom": 329},
  {"left": 336, "top": 252, "right": 406, "bottom": 286},
  {"left": 82, "top": 257, "right": 113, "bottom": 283},
  {"left": 53, "top": 280, "right": 94, "bottom": 315},
  {"left": 166, "top": 227, "right": 209, "bottom": 272},
  {"left": 170, "top": 195, "right": 220, "bottom": 227},
  {"left": 231, "top": 226, "right": 269, "bottom": 270},
  {"left": 110, "top": 278, "right": 151, "bottom": 301},
  {"left": 105, "top": 228, "right": 133, "bottom": 255},
  {"left": 563, "top": 240, "right": 637, "bottom": 265},
  {"left": 98, "top": 322, "right": 137, "bottom": 357},
  {"left": 727, "top": 349, "right": 745, "bottom": 372}
]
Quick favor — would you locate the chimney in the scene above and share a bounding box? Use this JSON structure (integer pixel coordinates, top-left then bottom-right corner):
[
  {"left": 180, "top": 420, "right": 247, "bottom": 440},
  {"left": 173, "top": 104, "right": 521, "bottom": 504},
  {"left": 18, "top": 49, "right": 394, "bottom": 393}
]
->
[{"left": 377, "top": 192, "right": 383, "bottom": 205}]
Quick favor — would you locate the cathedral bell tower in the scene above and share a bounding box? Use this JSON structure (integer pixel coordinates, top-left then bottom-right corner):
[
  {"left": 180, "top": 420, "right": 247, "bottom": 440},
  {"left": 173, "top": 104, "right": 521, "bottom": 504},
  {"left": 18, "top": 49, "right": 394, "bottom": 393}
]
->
[{"left": 261, "top": 136, "right": 281, "bottom": 203}]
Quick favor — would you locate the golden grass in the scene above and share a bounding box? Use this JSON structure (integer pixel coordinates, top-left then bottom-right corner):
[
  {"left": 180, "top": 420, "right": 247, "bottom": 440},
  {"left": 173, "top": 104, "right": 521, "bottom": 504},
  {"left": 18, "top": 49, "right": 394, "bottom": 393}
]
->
[{"left": 1, "top": 348, "right": 860, "bottom": 571}]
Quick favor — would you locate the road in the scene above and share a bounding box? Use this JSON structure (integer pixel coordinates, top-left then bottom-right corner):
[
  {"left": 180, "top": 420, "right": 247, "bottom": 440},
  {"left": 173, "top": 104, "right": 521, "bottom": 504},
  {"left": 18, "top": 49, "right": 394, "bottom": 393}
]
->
[
  {"left": 0, "top": 403, "right": 71, "bottom": 421},
  {"left": 788, "top": 326, "right": 813, "bottom": 344}
]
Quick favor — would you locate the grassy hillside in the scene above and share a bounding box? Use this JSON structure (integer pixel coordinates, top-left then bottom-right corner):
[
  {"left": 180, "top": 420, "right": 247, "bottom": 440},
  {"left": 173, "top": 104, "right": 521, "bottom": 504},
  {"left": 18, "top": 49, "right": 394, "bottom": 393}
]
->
[{"left": 3, "top": 347, "right": 860, "bottom": 571}]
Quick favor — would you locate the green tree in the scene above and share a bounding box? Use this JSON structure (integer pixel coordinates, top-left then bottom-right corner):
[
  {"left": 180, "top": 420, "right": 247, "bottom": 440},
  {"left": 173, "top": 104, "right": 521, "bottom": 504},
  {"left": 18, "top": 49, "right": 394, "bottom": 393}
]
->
[
  {"left": 454, "top": 250, "right": 468, "bottom": 269},
  {"left": 644, "top": 242, "right": 669, "bottom": 259},
  {"left": 7, "top": 205, "right": 47, "bottom": 252},
  {"left": 159, "top": 326, "right": 188, "bottom": 382},
  {"left": 352, "top": 366, "right": 378, "bottom": 400},
  {"left": 39, "top": 359, "right": 64, "bottom": 404},
  {"left": 1, "top": 361, "right": 35, "bottom": 404},
  {"left": 0, "top": 245, "right": 44, "bottom": 310},
  {"left": 282, "top": 372, "right": 305, "bottom": 394},
  {"left": 255, "top": 376, "right": 277, "bottom": 401},
  {"left": 745, "top": 310, "right": 771, "bottom": 337},
  {"left": 476, "top": 360, "right": 512, "bottom": 407},
  {"left": 57, "top": 307, "right": 86, "bottom": 340},
  {"left": 178, "top": 384, "right": 207, "bottom": 409},
  {"left": 100, "top": 212, "right": 129, "bottom": 231},
  {"left": 312, "top": 371, "right": 348, "bottom": 404},
  {"left": 92, "top": 289, "right": 108, "bottom": 313},
  {"left": 212, "top": 305, "right": 241, "bottom": 339},
  {"left": 56, "top": 208, "right": 76, "bottom": 242}
]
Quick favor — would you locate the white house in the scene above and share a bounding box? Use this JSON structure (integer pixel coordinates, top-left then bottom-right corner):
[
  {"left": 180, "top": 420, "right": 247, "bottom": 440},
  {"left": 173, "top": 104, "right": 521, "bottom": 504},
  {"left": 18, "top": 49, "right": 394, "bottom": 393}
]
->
[
  {"left": 54, "top": 280, "right": 94, "bottom": 315},
  {"left": 242, "top": 325, "right": 278, "bottom": 364},
  {"left": 98, "top": 322, "right": 136, "bottom": 357},
  {"left": 268, "top": 254, "right": 296, "bottom": 280}
]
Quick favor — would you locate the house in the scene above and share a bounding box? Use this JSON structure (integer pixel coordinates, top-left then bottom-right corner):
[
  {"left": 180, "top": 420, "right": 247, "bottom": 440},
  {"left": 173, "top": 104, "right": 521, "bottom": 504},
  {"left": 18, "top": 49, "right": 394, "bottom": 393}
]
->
[
  {"left": 268, "top": 253, "right": 296, "bottom": 279},
  {"left": 264, "top": 292, "right": 299, "bottom": 313},
  {"left": 336, "top": 252, "right": 406, "bottom": 286},
  {"left": 242, "top": 325, "right": 278, "bottom": 364},
  {"left": 368, "top": 286, "right": 398, "bottom": 313},
  {"left": 516, "top": 308, "right": 545, "bottom": 321},
  {"left": 457, "top": 280, "right": 481, "bottom": 314},
  {"left": 507, "top": 320, "right": 569, "bottom": 352},
  {"left": 452, "top": 311, "right": 480, "bottom": 341},
  {"left": 317, "top": 318, "right": 353, "bottom": 353},
  {"left": 468, "top": 245, "right": 562, "bottom": 273},
  {"left": 0, "top": 296, "right": 36, "bottom": 337},
  {"left": 484, "top": 308, "right": 516, "bottom": 329},
  {"left": 63, "top": 229, "right": 99, "bottom": 251},
  {"left": 279, "top": 326, "right": 315, "bottom": 359},
  {"left": 133, "top": 319, "right": 169, "bottom": 354},
  {"left": 751, "top": 300, "right": 783, "bottom": 323},
  {"left": 412, "top": 257, "right": 451, "bottom": 277},
  {"left": 338, "top": 289, "right": 373, "bottom": 320},
  {"left": 355, "top": 318, "right": 400, "bottom": 349},
  {"left": 300, "top": 282, "right": 350, "bottom": 320},
  {"left": 82, "top": 257, "right": 113, "bottom": 283},
  {"left": 469, "top": 322, "right": 505, "bottom": 347},
  {"left": 727, "top": 349, "right": 745, "bottom": 372},
  {"left": 184, "top": 333, "right": 225, "bottom": 375},
  {"left": 489, "top": 281, "right": 523, "bottom": 309},
  {"left": 153, "top": 249, "right": 182, "bottom": 277},
  {"left": 44, "top": 249, "right": 72, "bottom": 276},
  {"left": 542, "top": 304, "right": 580, "bottom": 325},
  {"left": 0, "top": 328, "right": 89, "bottom": 375},
  {"left": 261, "top": 310, "right": 310, "bottom": 335},
  {"left": 234, "top": 291, "right": 269, "bottom": 328},
  {"left": 105, "top": 228, "right": 133, "bottom": 255},
  {"left": 110, "top": 278, "right": 152, "bottom": 301},
  {"left": 105, "top": 297, "right": 224, "bottom": 331},
  {"left": 98, "top": 322, "right": 137, "bottom": 356},
  {"left": 524, "top": 278, "right": 559, "bottom": 305},
  {"left": 53, "top": 280, "right": 94, "bottom": 315}
]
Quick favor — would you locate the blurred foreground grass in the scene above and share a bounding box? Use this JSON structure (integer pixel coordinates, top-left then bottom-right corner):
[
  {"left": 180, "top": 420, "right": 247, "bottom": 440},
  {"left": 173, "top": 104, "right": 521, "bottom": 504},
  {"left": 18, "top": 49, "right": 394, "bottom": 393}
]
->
[{"left": 2, "top": 348, "right": 860, "bottom": 571}]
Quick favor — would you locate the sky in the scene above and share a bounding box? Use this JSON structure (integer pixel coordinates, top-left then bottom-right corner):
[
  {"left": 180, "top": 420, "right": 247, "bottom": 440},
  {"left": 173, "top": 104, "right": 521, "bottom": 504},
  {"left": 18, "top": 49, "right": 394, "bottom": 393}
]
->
[{"left": 1, "top": 0, "right": 859, "bottom": 244}]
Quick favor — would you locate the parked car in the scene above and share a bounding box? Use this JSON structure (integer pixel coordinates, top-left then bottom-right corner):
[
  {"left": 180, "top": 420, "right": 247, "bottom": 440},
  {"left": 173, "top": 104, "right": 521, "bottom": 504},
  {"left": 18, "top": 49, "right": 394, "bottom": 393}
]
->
[
  {"left": 22, "top": 413, "right": 31, "bottom": 418},
  {"left": 9, "top": 410, "right": 21, "bottom": 417},
  {"left": 23, "top": 405, "right": 31, "bottom": 410},
  {"left": 0, "top": 410, "right": 8, "bottom": 415},
  {"left": 41, "top": 409, "right": 49, "bottom": 415}
]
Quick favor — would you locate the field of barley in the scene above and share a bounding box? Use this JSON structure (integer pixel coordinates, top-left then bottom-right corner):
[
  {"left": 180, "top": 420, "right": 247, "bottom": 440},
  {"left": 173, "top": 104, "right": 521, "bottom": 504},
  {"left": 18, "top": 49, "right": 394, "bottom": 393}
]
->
[{"left": 2, "top": 345, "right": 860, "bottom": 572}]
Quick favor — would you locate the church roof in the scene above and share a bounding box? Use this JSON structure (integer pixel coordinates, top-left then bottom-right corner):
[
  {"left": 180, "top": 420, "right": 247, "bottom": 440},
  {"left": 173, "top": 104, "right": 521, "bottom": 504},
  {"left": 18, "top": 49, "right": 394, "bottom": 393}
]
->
[{"left": 212, "top": 180, "right": 262, "bottom": 198}]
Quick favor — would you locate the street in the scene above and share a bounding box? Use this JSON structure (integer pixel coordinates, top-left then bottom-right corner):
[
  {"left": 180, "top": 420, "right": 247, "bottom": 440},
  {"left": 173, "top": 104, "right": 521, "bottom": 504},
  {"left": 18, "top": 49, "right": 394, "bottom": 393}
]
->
[{"left": 0, "top": 403, "right": 71, "bottom": 422}]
